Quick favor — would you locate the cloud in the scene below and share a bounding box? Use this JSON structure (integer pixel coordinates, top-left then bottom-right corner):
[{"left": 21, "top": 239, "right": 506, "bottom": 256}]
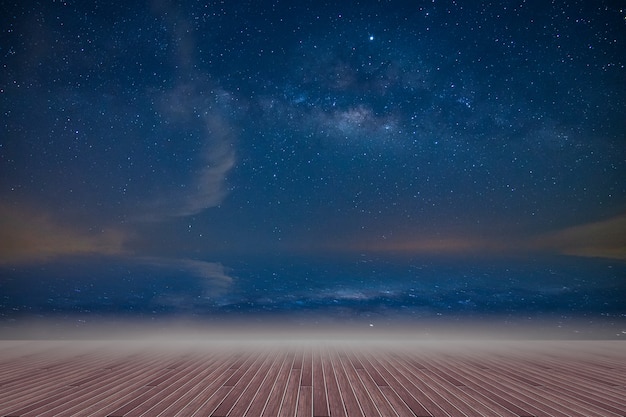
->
[
  {"left": 140, "top": 83, "right": 236, "bottom": 220},
  {"left": 137, "top": 257, "right": 234, "bottom": 300},
  {"left": 0, "top": 203, "right": 236, "bottom": 301},
  {"left": 142, "top": 257, "right": 233, "bottom": 286},
  {"left": 0, "top": 204, "right": 128, "bottom": 265},
  {"left": 533, "top": 214, "right": 626, "bottom": 260},
  {"left": 135, "top": 2, "right": 237, "bottom": 220},
  {"left": 175, "top": 115, "right": 236, "bottom": 217}
]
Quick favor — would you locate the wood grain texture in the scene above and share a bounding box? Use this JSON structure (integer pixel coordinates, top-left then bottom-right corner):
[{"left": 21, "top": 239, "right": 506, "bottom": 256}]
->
[{"left": 0, "top": 340, "right": 624, "bottom": 417}]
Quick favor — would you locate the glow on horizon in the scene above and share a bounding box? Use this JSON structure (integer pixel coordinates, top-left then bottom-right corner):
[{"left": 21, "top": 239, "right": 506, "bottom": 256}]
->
[
  {"left": 3, "top": 316, "right": 624, "bottom": 341},
  {"left": 316, "top": 213, "right": 626, "bottom": 261}
]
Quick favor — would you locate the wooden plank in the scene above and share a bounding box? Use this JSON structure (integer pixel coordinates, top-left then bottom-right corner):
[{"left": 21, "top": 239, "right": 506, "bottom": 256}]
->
[
  {"left": 278, "top": 369, "right": 301, "bottom": 417},
  {"left": 366, "top": 354, "right": 432, "bottom": 417},
  {"left": 532, "top": 360, "right": 626, "bottom": 392},
  {"left": 212, "top": 352, "right": 270, "bottom": 417},
  {"left": 355, "top": 369, "right": 398, "bottom": 417},
  {"left": 348, "top": 352, "right": 364, "bottom": 370},
  {"left": 339, "top": 353, "right": 381, "bottom": 417},
  {"left": 481, "top": 353, "right": 626, "bottom": 411},
  {"left": 301, "top": 350, "right": 312, "bottom": 387},
  {"left": 191, "top": 386, "right": 234, "bottom": 417},
  {"left": 378, "top": 386, "right": 417, "bottom": 417},
  {"left": 145, "top": 369, "right": 176, "bottom": 387},
  {"left": 231, "top": 353, "right": 249, "bottom": 369},
  {"left": 228, "top": 353, "right": 281, "bottom": 417},
  {"left": 46, "top": 351, "right": 183, "bottom": 417},
  {"left": 1, "top": 386, "right": 77, "bottom": 417},
  {"left": 418, "top": 365, "right": 465, "bottom": 387},
  {"left": 484, "top": 366, "right": 542, "bottom": 387},
  {"left": 392, "top": 358, "right": 473, "bottom": 417},
  {"left": 0, "top": 341, "right": 624, "bottom": 417},
  {"left": 0, "top": 368, "right": 88, "bottom": 409},
  {"left": 292, "top": 351, "right": 303, "bottom": 369},
  {"left": 432, "top": 354, "right": 541, "bottom": 416},
  {"left": 3, "top": 352, "right": 168, "bottom": 416},
  {"left": 522, "top": 357, "right": 626, "bottom": 399},
  {"left": 429, "top": 355, "right": 553, "bottom": 417},
  {"left": 414, "top": 355, "right": 521, "bottom": 417},
  {"left": 539, "top": 385, "right": 626, "bottom": 416},
  {"left": 360, "top": 353, "right": 388, "bottom": 387},
  {"left": 448, "top": 358, "right": 607, "bottom": 417},
  {"left": 261, "top": 352, "right": 295, "bottom": 417},
  {"left": 530, "top": 386, "right": 624, "bottom": 417},
  {"left": 0, "top": 357, "right": 95, "bottom": 388},
  {"left": 125, "top": 357, "right": 225, "bottom": 417},
  {"left": 22, "top": 360, "right": 168, "bottom": 417},
  {"left": 331, "top": 350, "right": 363, "bottom": 417},
  {"left": 538, "top": 352, "right": 626, "bottom": 386},
  {"left": 510, "top": 353, "right": 622, "bottom": 387},
  {"left": 321, "top": 349, "right": 346, "bottom": 417},
  {"left": 130, "top": 357, "right": 232, "bottom": 416},
  {"left": 379, "top": 354, "right": 449, "bottom": 417},
  {"left": 69, "top": 368, "right": 117, "bottom": 387},
  {"left": 224, "top": 352, "right": 259, "bottom": 387},
  {"left": 0, "top": 353, "right": 117, "bottom": 403},
  {"left": 312, "top": 349, "right": 329, "bottom": 417},
  {"left": 419, "top": 353, "right": 518, "bottom": 417},
  {"left": 455, "top": 386, "right": 523, "bottom": 417},
  {"left": 297, "top": 386, "right": 313, "bottom": 417},
  {"left": 244, "top": 352, "right": 289, "bottom": 417},
  {"left": 106, "top": 386, "right": 160, "bottom": 417},
  {"left": 169, "top": 360, "right": 236, "bottom": 416}
]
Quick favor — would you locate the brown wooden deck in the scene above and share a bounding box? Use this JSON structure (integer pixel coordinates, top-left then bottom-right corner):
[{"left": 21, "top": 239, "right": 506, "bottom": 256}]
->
[{"left": 0, "top": 340, "right": 624, "bottom": 417}]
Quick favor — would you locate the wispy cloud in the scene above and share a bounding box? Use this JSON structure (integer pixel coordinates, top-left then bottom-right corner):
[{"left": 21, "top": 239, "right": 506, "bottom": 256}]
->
[
  {"left": 139, "top": 257, "right": 234, "bottom": 287},
  {"left": 140, "top": 2, "right": 238, "bottom": 220},
  {"left": 0, "top": 203, "right": 238, "bottom": 302},
  {"left": 137, "top": 257, "right": 235, "bottom": 303},
  {"left": 142, "top": 104, "right": 236, "bottom": 220},
  {"left": 0, "top": 203, "right": 128, "bottom": 264},
  {"left": 174, "top": 115, "right": 236, "bottom": 217}
]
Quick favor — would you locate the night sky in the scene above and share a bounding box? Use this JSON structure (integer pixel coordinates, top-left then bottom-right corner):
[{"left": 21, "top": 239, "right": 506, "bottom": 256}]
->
[{"left": 1, "top": 0, "right": 625, "bottom": 337}]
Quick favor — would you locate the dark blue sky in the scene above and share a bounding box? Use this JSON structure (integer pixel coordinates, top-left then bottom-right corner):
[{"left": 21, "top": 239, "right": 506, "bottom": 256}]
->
[{"left": 1, "top": 0, "right": 625, "bottom": 334}]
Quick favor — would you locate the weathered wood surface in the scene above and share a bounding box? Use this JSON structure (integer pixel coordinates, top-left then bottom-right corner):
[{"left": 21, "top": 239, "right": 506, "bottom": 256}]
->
[{"left": 0, "top": 340, "right": 624, "bottom": 417}]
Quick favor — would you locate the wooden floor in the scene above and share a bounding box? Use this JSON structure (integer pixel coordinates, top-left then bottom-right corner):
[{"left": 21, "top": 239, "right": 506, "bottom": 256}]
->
[{"left": 0, "top": 339, "right": 624, "bottom": 417}]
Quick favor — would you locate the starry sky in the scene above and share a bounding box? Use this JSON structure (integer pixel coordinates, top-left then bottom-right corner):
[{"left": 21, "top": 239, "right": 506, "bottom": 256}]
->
[{"left": 1, "top": 0, "right": 625, "bottom": 336}]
